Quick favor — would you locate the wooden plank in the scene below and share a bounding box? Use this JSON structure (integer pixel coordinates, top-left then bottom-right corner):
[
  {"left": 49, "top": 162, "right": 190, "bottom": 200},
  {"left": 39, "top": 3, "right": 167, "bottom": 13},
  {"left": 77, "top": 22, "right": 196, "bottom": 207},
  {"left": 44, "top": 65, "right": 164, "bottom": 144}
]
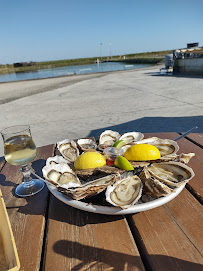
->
[
  {"left": 185, "top": 133, "right": 203, "bottom": 148},
  {"left": 131, "top": 188, "right": 203, "bottom": 270},
  {"left": 0, "top": 144, "right": 55, "bottom": 271},
  {"left": 44, "top": 196, "right": 145, "bottom": 271},
  {"left": 0, "top": 156, "right": 5, "bottom": 171},
  {"left": 128, "top": 133, "right": 203, "bottom": 269}
]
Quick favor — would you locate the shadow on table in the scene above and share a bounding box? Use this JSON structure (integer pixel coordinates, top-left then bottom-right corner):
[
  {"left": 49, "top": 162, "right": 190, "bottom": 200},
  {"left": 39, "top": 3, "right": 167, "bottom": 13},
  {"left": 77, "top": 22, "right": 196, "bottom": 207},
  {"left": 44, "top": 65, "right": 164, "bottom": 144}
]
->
[
  {"left": 87, "top": 116, "right": 203, "bottom": 137},
  {"left": 48, "top": 196, "right": 124, "bottom": 226},
  {"left": 4, "top": 158, "right": 50, "bottom": 216},
  {"left": 53, "top": 240, "right": 203, "bottom": 271}
]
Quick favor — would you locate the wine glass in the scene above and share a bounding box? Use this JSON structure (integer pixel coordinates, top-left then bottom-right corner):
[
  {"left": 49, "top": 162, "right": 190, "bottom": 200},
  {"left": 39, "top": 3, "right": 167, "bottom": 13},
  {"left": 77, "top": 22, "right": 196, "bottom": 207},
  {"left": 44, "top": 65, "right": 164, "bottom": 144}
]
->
[{"left": 1, "top": 125, "right": 44, "bottom": 197}]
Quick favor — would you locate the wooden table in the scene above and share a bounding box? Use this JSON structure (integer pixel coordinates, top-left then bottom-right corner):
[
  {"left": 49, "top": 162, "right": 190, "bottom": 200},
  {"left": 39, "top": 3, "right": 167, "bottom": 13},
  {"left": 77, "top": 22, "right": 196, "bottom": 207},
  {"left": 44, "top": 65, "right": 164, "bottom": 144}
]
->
[{"left": 0, "top": 132, "right": 203, "bottom": 271}]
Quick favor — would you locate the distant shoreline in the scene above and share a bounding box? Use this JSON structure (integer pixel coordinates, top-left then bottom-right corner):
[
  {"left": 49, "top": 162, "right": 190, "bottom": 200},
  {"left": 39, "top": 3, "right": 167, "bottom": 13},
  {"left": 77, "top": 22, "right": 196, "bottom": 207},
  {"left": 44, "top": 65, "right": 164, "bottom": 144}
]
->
[
  {"left": 0, "top": 50, "right": 170, "bottom": 75},
  {"left": 0, "top": 64, "right": 160, "bottom": 85}
]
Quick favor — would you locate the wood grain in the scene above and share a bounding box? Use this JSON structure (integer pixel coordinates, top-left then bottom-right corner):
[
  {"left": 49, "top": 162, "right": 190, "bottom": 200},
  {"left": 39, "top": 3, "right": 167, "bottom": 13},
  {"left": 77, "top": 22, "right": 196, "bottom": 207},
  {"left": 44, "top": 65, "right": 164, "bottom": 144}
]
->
[
  {"left": 0, "top": 144, "right": 55, "bottom": 271},
  {"left": 131, "top": 188, "right": 203, "bottom": 270},
  {"left": 44, "top": 196, "right": 145, "bottom": 271},
  {"left": 185, "top": 133, "right": 203, "bottom": 148}
]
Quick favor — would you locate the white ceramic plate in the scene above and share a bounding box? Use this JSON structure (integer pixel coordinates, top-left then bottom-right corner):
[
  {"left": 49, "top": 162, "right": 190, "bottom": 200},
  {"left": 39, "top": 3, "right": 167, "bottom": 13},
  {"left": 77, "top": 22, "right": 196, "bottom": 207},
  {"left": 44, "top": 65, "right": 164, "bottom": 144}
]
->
[{"left": 47, "top": 183, "right": 185, "bottom": 215}]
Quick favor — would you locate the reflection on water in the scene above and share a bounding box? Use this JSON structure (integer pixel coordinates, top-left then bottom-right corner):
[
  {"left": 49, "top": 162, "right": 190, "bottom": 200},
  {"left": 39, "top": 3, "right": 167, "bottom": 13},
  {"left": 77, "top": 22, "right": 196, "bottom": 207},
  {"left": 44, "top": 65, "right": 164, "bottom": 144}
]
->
[{"left": 0, "top": 62, "right": 151, "bottom": 83}]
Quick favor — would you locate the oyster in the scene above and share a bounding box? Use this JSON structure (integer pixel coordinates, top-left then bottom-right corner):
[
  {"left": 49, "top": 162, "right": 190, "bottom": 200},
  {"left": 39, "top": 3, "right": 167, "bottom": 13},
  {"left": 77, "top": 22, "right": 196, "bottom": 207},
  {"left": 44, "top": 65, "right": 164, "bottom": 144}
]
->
[
  {"left": 57, "top": 139, "right": 79, "bottom": 163},
  {"left": 105, "top": 175, "right": 143, "bottom": 209},
  {"left": 75, "top": 165, "right": 125, "bottom": 179},
  {"left": 77, "top": 138, "right": 97, "bottom": 151},
  {"left": 140, "top": 161, "right": 195, "bottom": 198},
  {"left": 140, "top": 167, "right": 173, "bottom": 197},
  {"left": 155, "top": 153, "right": 195, "bottom": 163},
  {"left": 42, "top": 163, "right": 81, "bottom": 188},
  {"left": 58, "top": 174, "right": 116, "bottom": 200},
  {"left": 46, "top": 155, "right": 70, "bottom": 166},
  {"left": 98, "top": 130, "right": 120, "bottom": 150},
  {"left": 119, "top": 132, "right": 144, "bottom": 144}
]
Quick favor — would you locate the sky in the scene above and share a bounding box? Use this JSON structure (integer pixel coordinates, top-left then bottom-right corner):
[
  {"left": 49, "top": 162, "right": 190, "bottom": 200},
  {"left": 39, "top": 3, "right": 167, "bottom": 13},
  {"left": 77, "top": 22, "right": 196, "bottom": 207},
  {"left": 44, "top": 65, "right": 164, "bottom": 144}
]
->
[{"left": 1, "top": 0, "right": 203, "bottom": 64}]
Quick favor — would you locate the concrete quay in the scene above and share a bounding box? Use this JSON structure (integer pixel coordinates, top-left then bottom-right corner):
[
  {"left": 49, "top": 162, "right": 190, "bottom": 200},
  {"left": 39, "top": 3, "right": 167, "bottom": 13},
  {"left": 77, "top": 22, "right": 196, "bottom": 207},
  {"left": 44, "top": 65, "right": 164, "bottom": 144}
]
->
[{"left": 0, "top": 65, "right": 202, "bottom": 156}]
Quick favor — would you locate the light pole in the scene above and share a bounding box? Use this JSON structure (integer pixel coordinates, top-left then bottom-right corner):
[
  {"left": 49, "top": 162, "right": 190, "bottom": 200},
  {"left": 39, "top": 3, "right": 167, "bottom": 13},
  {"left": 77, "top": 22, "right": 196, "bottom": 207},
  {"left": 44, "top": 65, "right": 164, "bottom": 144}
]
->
[{"left": 100, "top": 43, "right": 103, "bottom": 61}]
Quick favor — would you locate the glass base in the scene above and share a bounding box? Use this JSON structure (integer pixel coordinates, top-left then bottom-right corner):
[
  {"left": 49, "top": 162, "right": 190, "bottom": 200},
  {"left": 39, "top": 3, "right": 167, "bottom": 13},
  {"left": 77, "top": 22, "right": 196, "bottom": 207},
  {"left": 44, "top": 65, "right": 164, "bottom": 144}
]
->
[{"left": 15, "top": 179, "right": 45, "bottom": 197}]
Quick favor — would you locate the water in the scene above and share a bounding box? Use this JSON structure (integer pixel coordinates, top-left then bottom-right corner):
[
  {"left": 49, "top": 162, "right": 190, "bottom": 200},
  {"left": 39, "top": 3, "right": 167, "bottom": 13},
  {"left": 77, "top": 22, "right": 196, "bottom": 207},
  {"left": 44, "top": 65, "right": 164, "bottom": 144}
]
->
[{"left": 0, "top": 62, "right": 151, "bottom": 83}]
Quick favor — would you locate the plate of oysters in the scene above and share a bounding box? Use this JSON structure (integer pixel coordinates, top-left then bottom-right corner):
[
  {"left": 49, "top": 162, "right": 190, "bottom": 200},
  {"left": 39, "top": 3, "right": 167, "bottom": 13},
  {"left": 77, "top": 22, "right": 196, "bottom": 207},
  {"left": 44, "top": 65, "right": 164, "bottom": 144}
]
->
[{"left": 42, "top": 130, "right": 195, "bottom": 215}]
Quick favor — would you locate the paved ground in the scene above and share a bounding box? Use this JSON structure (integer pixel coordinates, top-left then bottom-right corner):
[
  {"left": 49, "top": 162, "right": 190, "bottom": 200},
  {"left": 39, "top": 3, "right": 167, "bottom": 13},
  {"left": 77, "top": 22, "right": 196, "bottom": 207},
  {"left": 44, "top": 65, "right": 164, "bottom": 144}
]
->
[{"left": 0, "top": 65, "right": 202, "bottom": 156}]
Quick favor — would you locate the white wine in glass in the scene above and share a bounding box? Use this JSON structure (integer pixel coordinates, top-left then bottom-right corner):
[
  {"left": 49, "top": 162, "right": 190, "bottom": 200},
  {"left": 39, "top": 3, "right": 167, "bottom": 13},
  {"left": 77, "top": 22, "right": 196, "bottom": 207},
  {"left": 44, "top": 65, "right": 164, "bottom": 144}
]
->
[{"left": 1, "top": 125, "right": 44, "bottom": 197}]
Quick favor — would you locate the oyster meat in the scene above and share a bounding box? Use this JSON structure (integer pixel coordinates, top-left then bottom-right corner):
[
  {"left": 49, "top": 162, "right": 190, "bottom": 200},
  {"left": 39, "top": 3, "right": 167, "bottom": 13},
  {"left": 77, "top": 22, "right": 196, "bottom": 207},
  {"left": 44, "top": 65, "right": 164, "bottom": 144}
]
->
[
  {"left": 46, "top": 155, "right": 70, "bottom": 166},
  {"left": 57, "top": 139, "right": 79, "bottom": 163},
  {"left": 98, "top": 130, "right": 120, "bottom": 150},
  {"left": 42, "top": 163, "right": 81, "bottom": 188},
  {"left": 119, "top": 132, "right": 144, "bottom": 144},
  {"left": 77, "top": 138, "right": 97, "bottom": 151},
  {"left": 105, "top": 175, "right": 143, "bottom": 209}
]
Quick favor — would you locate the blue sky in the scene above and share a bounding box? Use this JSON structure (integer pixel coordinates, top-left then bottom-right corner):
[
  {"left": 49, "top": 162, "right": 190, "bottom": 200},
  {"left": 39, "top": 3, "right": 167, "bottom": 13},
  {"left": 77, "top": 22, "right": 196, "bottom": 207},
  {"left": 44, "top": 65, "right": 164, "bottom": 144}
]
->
[{"left": 1, "top": 0, "right": 203, "bottom": 64}]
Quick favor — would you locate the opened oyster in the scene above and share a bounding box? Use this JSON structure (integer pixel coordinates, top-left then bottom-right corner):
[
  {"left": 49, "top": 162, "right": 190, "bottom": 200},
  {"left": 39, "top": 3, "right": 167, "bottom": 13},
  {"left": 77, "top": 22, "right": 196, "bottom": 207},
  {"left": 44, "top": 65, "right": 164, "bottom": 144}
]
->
[
  {"left": 140, "top": 161, "right": 195, "bottom": 198},
  {"left": 77, "top": 138, "right": 97, "bottom": 151},
  {"left": 106, "top": 175, "right": 143, "bottom": 209},
  {"left": 42, "top": 163, "right": 81, "bottom": 188},
  {"left": 58, "top": 174, "right": 116, "bottom": 200},
  {"left": 119, "top": 132, "right": 144, "bottom": 144},
  {"left": 57, "top": 139, "right": 79, "bottom": 163},
  {"left": 46, "top": 155, "right": 70, "bottom": 166},
  {"left": 98, "top": 130, "right": 120, "bottom": 150}
]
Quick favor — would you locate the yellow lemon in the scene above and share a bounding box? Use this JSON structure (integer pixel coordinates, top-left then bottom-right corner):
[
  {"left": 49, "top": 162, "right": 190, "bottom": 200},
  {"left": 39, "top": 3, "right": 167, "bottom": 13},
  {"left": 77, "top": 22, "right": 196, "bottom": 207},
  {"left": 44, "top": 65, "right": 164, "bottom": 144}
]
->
[
  {"left": 124, "top": 144, "right": 161, "bottom": 161},
  {"left": 114, "top": 156, "right": 134, "bottom": 171},
  {"left": 74, "top": 151, "right": 106, "bottom": 169}
]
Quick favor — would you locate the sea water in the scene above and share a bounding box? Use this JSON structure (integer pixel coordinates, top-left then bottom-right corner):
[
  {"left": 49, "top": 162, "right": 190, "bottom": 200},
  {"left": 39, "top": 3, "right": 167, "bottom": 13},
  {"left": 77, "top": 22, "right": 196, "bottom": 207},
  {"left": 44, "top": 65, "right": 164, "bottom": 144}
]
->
[{"left": 0, "top": 62, "right": 151, "bottom": 82}]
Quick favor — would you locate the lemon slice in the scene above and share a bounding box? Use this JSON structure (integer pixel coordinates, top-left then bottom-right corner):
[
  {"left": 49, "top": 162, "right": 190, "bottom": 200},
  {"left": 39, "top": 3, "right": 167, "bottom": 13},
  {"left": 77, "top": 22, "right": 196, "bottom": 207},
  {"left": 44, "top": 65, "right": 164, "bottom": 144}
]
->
[
  {"left": 124, "top": 144, "right": 161, "bottom": 161},
  {"left": 113, "top": 140, "right": 126, "bottom": 148},
  {"left": 114, "top": 156, "right": 134, "bottom": 171},
  {"left": 74, "top": 152, "right": 106, "bottom": 169}
]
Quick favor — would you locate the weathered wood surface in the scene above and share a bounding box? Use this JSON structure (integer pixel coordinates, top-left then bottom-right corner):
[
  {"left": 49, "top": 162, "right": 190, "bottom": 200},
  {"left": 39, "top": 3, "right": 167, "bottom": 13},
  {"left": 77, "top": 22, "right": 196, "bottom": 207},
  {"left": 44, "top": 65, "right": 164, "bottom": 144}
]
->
[
  {"left": 0, "top": 144, "right": 55, "bottom": 271},
  {"left": 130, "top": 133, "right": 203, "bottom": 270},
  {"left": 186, "top": 133, "right": 203, "bottom": 147},
  {"left": 44, "top": 196, "right": 145, "bottom": 270}
]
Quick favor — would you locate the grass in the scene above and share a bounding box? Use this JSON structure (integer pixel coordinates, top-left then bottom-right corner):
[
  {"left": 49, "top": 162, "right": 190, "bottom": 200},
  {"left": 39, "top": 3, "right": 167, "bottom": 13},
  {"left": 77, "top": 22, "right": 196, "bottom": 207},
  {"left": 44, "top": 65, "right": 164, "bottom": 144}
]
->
[{"left": 0, "top": 50, "right": 172, "bottom": 75}]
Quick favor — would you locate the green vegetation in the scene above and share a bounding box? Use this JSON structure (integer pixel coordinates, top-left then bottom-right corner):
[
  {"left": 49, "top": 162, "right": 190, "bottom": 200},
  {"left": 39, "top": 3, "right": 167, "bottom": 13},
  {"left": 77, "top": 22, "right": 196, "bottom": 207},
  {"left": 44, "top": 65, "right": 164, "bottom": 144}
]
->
[{"left": 0, "top": 50, "right": 172, "bottom": 75}]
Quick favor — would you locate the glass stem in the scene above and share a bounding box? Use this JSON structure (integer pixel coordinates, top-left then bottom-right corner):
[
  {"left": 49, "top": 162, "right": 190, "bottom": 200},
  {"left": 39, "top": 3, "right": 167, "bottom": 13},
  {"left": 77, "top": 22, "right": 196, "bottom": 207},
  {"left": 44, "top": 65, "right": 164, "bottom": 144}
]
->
[{"left": 21, "top": 164, "right": 34, "bottom": 187}]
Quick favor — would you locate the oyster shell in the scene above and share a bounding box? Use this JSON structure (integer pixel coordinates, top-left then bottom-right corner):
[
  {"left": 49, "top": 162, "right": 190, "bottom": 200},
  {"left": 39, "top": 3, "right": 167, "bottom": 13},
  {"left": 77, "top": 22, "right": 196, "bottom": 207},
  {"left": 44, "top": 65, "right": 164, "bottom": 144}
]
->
[
  {"left": 57, "top": 139, "right": 79, "bottom": 163},
  {"left": 46, "top": 155, "right": 70, "bottom": 166},
  {"left": 105, "top": 175, "right": 143, "bottom": 209},
  {"left": 58, "top": 174, "right": 116, "bottom": 200},
  {"left": 140, "top": 161, "right": 195, "bottom": 198},
  {"left": 119, "top": 132, "right": 144, "bottom": 144},
  {"left": 42, "top": 163, "right": 81, "bottom": 188},
  {"left": 98, "top": 130, "right": 120, "bottom": 149},
  {"left": 140, "top": 167, "right": 173, "bottom": 197},
  {"left": 75, "top": 165, "right": 124, "bottom": 179},
  {"left": 147, "top": 161, "right": 195, "bottom": 188},
  {"left": 77, "top": 138, "right": 97, "bottom": 151}
]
